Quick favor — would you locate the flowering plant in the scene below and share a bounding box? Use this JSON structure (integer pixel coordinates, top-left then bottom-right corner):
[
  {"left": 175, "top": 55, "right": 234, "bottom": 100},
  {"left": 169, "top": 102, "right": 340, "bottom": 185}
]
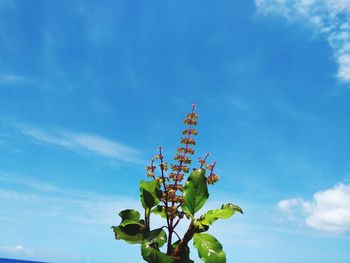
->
[{"left": 112, "top": 105, "right": 242, "bottom": 263}]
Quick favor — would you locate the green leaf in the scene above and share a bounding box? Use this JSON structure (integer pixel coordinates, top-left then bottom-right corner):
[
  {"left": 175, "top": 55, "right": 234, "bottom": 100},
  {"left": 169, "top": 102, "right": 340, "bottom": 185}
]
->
[
  {"left": 117, "top": 209, "right": 144, "bottom": 235},
  {"left": 120, "top": 223, "right": 143, "bottom": 236},
  {"left": 141, "top": 244, "right": 175, "bottom": 263},
  {"left": 183, "top": 169, "right": 209, "bottom": 217},
  {"left": 140, "top": 180, "right": 161, "bottom": 209},
  {"left": 112, "top": 226, "right": 143, "bottom": 244},
  {"left": 119, "top": 209, "right": 141, "bottom": 222},
  {"left": 151, "top": 205, "right": 167, "bottom": 218},
  {"left": 143, "top": 228, "right": 167, "bottom": 248},
  {"left": 193, "top": 221, "right": 209, "bottom": 233},
  {"left": 193, "top": 233, "right": 226, "bottom": 263},
  {"left": 197, "top": 203, "right": 243, "bottom": 226},
  {"left": 120, "top": 219, "right": 140, "bottom": 228}
]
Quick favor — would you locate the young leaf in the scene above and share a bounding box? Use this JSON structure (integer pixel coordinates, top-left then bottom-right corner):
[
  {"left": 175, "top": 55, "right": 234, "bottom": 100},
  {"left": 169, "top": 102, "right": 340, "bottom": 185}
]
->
[
  {"left": 193, "top": 233, "right": 226, "bottom": 263},
  {"left": 112, "top": 226, "right": 143, "bottom": 244},
  {"left": 183, "top": 169, "right": 209, "bottom": 217},
  {"left": 143, "top": 228, "right": 167, "bottom": 248},
  {"left": 140, "top": 180, "right": 161, "bottom": 209},
  {"left": 141, "top": 244, "right": 175, "bottom": 263},
  {"left": 119, "top": 209, "right": 141, "bottom": 222},
  {"left": 197, "top": 203, "right": 243, "bottom": 226},
  {"left": 116, "top": 209, "right": 145, "bottom": 236}
]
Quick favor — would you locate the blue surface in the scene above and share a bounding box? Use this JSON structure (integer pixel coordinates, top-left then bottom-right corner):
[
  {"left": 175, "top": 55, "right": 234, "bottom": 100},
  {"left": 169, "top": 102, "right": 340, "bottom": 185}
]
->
[{"left": 0, "top": 259, "right": 47, "bottom": 263}]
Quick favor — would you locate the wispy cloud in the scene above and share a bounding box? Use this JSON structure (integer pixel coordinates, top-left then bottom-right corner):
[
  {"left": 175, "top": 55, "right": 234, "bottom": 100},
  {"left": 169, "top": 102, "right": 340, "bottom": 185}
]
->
[
  {"left": 0, "top": 175, "right": 140, "bottom": 262},
  {"left": 227, "top": 96, "right": 251, "bottom": 112},
  {"left": 0, "top": 172, "right": 60, "bottom": 192},
  {"left": 0, "top": 174, "right": 140, "bottom": 226},
  {"left": 278, "top": 183, "right": 350, "bottom": 234},
  {"left": 16, "top": 125, "right": 144, "bottom": 164},
  {"left": 0, "top": 180, "right": 141, "bottom": 229},
  {"left": 0, "top": 245, "right": 35, "bottom": 257},
  {"left": 0, "top": 72, "right": 27, "bottom": 84},
  {"left": 256, "top": 0, "right": 350, "bottom": 83},
  {"left": 0, "top": 186, "right": 140, "bottom": 226}
]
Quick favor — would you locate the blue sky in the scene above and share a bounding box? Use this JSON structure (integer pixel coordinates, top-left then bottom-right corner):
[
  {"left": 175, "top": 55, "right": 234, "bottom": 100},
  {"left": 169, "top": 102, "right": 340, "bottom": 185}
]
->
[{"left": 1, "top": 0, "right": 350, "bottom": 262}]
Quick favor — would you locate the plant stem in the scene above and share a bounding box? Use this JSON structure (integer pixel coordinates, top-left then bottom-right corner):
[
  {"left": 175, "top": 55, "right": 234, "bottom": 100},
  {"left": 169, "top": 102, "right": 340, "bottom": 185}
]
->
[
  {"left": 144, "top": 209, "right": 148, "bottom": 231},
  {"left": 158, "top": 147, "right": 173, "bottom": 255},
  {"left": 172, "top": 220, "right": 196, "bottom": 258},
  {"left": 167, "top": 226, "right": 173, "bottom": 254},
  {"left": 146, "top": 209, "right": 150, "bottom": 230}
]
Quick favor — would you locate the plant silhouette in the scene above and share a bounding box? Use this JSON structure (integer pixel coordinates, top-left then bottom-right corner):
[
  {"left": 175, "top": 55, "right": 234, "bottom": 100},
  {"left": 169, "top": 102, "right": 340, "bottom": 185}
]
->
[{"left": 112, "top": 105, "right": 243, "bottom": 263}]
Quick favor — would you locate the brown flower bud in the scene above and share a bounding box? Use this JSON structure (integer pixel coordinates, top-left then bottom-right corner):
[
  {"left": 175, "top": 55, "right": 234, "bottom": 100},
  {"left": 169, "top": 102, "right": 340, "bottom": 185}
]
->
[
  {"left": 171, "top": 164, "right": 179, "bottom": 171},
  {"left": 186, "top": 148, "right": 194, "bottom": 155},
  {"left": 181, "top": 166, "right": 190, "bottom": 173},
  {"left": 176, "top": 184, "right": 184, "bottom": 191},
  {"left": 177, "top": 147, "right": 185, "bottom": 153},
  {"left": 147, "top": 172, "right": 155, "bottom": 177},
  {"left": 207, "top": 173, "right": 219, "bottom": 185},
  {"left": 160, "top": 162, "right": 168, "bottom": 171},
  {"left": 183, "top": 156, "right": 192, "bottom": 164}
]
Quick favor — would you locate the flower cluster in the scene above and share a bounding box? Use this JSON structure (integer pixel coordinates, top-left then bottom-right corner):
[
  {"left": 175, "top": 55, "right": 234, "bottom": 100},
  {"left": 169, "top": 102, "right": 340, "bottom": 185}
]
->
[
  {"left": 145, "top": 104, "right": 219, "bottom": 220},
  {"left": 145, "top": 159, "right": 156, "bottom": 178},
  {"left": 199, "top": 153, "right": 220, "bottom": 185}
]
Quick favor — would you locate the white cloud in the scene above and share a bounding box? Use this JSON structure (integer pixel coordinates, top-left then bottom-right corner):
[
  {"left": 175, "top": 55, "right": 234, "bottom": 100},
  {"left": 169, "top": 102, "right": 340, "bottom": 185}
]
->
[
  {"left": 0, "top": 175, "right": 140, "bottom": 226},
  {"left": 0, "top": 72, "right": 38, "bottom": 87},
  {"left": 278, "top": 198, "right": 306, "bottom": 220},
  {"left": 0, "top": 72, "right": 26, "bottom": 84},
  {"left": 278, "top": 183, "right": 350, "bottom": 234},
  {"left": 0, "top": 245, "right": 35, "bottom": 257},
  {"left": 17, "top": 125, "right": 143, "bottom": 164},
  {"left": 0, "top": 176, "right": 142, "bottom": 262},
  {"left": 256, "top": 0, "right": 350, "bottom": 82},
  {"left": 0, "top": 173, "right": 60, "bottom": 192}
]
